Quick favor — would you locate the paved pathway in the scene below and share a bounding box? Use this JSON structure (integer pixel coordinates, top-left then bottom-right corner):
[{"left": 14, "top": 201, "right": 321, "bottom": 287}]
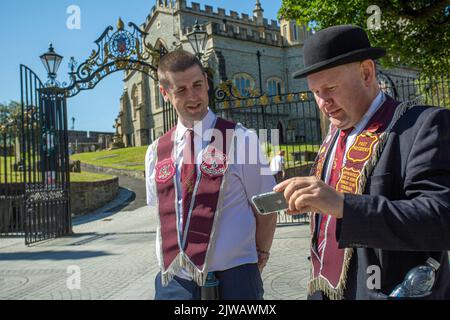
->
[{"left": 0, "top": 173, "right": 311, "bottom": 300}]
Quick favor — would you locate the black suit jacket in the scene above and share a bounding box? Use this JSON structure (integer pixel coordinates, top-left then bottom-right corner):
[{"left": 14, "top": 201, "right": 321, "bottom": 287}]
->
[{"left": 334, "top": 104, "right": 450, "bottom": 299}]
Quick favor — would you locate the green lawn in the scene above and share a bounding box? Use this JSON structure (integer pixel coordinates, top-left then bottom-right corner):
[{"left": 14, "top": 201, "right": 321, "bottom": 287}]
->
[
  {"left": 71, "top": 146, "right": 148, "bottom": 171},
  {"left": 70, "top": 172, "right": 116, "bottom": 182},
  {"left": 70, "top": 143, "right": 320, "bottom": 171},
  {"left": 0, "top": 170, "right": 115, "bottom": 183},
  {"left": 3, "top": 141, "right": 321, "bottom": 178},
  {"left": 2, "top": 155, "right": 116, "bottom": 183},
  {"left": 264, "top": 143, "right": 320, "bottom": 169},
  {"left": 264, "top": 143, "right": 320, "bottom": 157}
]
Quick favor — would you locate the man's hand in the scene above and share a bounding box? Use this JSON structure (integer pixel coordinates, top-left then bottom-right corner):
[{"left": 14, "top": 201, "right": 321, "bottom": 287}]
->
[{"left": 273, "top": 176, "right": 344, "bottom": 219}]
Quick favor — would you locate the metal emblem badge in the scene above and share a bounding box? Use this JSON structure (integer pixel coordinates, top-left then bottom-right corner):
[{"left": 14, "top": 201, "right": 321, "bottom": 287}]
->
[
  {"left": 155, "top": 159, "right": 175, "bottom": 184},
  {"left": 200, "top": 148, "right": 227, "bottom": 178},
  {"left": 109, "top": 30, "right": 134, "bottom": 58}
]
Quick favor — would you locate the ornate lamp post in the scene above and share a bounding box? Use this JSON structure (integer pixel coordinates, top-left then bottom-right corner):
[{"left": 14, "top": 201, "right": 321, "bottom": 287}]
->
[
  {"left": 18, "top": 18, "right": 167, "bottom": 243},
  {"left": 186, "top": 20, "right": 208, "bottom": 61},
  {"left": 40, "top": 43, "right": 63, "bottom": 87}
]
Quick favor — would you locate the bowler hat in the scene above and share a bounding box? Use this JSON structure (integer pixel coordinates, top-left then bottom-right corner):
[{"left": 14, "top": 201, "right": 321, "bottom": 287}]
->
[{"left": 293, "top": 25, "right": 386, "bottom": 78}]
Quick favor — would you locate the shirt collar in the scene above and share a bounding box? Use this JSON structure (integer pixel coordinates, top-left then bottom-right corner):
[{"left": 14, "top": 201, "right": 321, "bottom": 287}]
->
[
  {"left": 352, "top": 90, "right": 385, "bottom": 134},
  {"left": 176, "top": 108, "right": 216, "bottom": 142}
]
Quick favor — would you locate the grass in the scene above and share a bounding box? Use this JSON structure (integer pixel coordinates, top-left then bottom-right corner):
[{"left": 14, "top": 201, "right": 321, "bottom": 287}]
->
[
  {"left": 70, "top": 172, "right": 116, "bottom": 182},
  {"left": 264, "top": 143, "right": 320, "bottom": 169},
  {"left": 0, "top": 171, "right": 115, "bottom": 183},
  {"left": 71, "top": 146, "right": 148, "bottom": 171},
  {"left": 0, "top": 157, "right": 116, "bottom": 183},
  {"left": 264, "top": 143, "right": 320, "bottom": 157},
  {"left": 3, "top": 141, "right": 321, "bottom": 177},
  {"left": 71, "top": 142, "right": 320, "bottom": 171}
]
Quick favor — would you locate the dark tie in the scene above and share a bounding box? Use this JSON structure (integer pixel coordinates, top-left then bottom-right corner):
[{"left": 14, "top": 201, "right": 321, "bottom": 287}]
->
[
  {"left": 317, "top": 128, "right": 352, "bottom": 251},
  {"left": 181, "top": 129, "right": 196, "bottom": 233}
]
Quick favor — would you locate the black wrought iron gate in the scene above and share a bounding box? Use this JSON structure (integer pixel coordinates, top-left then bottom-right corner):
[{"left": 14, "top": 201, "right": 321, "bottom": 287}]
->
[
  {"left": 20, "top": 65, "right": 72, "bottom": 245},
  {"left": 3, "top": 19, "right": 175, "bottom": 245}
]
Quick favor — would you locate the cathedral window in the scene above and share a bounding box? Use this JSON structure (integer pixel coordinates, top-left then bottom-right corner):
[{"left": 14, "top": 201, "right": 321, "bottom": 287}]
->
[
  {"left": 233, "top": 73, "right": 255, "bottom": 97},
  {"left": 267, "top": 77, "right": 283, "bottom": 96},
  {"left": 292, "top": 23, "right": 298, "bottom": 41},
  {"left": 131, "top": 84, "right": 140, "bottom": 120}
]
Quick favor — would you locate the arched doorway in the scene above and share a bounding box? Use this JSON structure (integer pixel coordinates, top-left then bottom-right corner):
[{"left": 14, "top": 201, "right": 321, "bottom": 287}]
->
[{"left": 277, "top": 121, "right": 285, "bottom": 145}]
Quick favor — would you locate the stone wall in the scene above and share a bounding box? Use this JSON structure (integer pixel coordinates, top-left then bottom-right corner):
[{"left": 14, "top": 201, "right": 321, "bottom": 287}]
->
[
  {"left": 80, "top": 162, "right": 145, "bottom": 180},
  {"left": 71, "top": 177, "right": 119, "bottom": 216}
]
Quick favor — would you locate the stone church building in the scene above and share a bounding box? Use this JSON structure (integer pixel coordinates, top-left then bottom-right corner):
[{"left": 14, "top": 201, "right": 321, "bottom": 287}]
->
[
  {"left": 117, "top": 0, "right": 417, "bottom": 147},
  {"left": 117, "top": 0, "right": 317, "bottom": 147}
]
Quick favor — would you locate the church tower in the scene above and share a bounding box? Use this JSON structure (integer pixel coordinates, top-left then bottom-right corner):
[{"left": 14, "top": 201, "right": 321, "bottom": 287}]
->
[{"left": 253, "top": 0, "right": 264, "bottom": 26}]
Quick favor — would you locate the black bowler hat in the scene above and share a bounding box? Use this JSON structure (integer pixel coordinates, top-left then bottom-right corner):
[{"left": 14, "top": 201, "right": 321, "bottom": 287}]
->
[{"left": 293, "top": 25, "right": 386, "bottom": 79}]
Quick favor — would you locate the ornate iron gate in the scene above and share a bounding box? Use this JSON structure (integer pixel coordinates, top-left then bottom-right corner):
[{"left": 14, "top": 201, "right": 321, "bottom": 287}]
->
[
  {"left": 4, "top": 19, "right": 167, "bottom": 245},
  {"left": 0, "top": 104, "right": 25, "bottom": 236},
  {"left": 20, "top": 65, "right": 72, "bottom": 245}
]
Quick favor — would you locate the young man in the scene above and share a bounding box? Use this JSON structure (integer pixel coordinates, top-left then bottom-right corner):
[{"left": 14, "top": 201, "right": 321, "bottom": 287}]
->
[
  {"left": 270, "top": 150, "right": 286, "bottom": 182},
  {"left": 145, "top": 50, "right": 277, "bottom": 300},
  {"left": 275, "top": 25, "right": 450, "bottom": 300}
]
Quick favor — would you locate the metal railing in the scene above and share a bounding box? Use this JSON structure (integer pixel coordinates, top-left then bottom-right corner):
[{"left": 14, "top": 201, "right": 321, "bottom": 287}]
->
[
  {"left": 0, "top": 129, "right": 25, "bottom": 235},
  {"left": 211, "top": 73, "right": 449, "bottom": 224}
]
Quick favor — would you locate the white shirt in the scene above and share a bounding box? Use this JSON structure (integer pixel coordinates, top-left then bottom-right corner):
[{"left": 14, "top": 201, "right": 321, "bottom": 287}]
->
[
  {"left": 145, "top": 109, "right": 276, "bottom": 280},
  {"left": 270, "top": 155, "right": 285, "bottom": 174},
  {"left": 323, "top": 91, "right": 385, "bottom": 183}
]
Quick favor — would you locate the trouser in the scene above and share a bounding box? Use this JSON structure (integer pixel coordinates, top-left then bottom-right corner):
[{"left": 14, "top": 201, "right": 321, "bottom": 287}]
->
[
  {"left": 307, "top": 291, "right": 330, "bottom": 300},
  {"left": 273, "top": 172, "right": 283, "bottom": 183},
  {"left": 154, "top": 263, "right": 264, "bottom": 300}
]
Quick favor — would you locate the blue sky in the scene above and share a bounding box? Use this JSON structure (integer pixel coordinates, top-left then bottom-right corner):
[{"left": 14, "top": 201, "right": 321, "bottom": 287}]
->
[{"left": 0, "top": 1, "right": 281, "bottom": 132}]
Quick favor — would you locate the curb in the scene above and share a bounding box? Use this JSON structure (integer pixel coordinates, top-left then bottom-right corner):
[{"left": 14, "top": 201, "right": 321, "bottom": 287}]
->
[
  {"left": 72, "top": 187, "right": 135, "bottom": 226},
  {"left": 79, "top": 162, "right": 145, "bottom": 180}
]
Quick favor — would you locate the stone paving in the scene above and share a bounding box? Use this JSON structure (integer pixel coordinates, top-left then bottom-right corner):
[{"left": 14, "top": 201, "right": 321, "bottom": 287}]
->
[{"left": 0, "top": 175, "right": 311, "bottom": 300}]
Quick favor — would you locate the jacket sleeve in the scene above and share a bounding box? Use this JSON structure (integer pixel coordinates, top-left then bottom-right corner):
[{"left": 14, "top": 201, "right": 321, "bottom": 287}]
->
[{"left": 338, "top": 108, "right": 450, "bottom": 251}]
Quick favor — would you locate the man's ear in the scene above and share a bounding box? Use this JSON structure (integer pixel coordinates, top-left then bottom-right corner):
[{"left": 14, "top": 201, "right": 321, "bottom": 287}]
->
[
  {"left": 360, "top": 59, "right": 375, "bottom": 85},
  {"left": 204, "top": 73, "right": 209, "bottom": 92},
  {"left": 159, "top": 85, "right": 169, "bottom": 102}
]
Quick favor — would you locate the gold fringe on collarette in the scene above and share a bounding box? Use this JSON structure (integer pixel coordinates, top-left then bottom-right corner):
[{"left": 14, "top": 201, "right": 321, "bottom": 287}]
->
[
  {"left": 307, "top": 97, "right": 419, "bottom": 300},
  {"left": 160, "top": 252, "right": 208, "bottom": 287},
  {"left": 159, "top": 251, "right": 211, "bottom": 287},
  {"left": 307, "top": 248, "right": 354, "bottom": 300}
]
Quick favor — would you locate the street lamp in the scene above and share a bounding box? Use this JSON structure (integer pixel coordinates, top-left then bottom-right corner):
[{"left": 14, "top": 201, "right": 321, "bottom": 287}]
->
[
  {"left": 40, "top": 43, "right": 63, "bottom": 86},
  {"left": 186, "top": 20, "right": 208, "bottom": 60}
]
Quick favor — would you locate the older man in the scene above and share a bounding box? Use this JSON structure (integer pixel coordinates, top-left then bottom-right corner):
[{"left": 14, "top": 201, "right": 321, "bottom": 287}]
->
[{"left": 274, "top": 25, "right": 450, "bottom": 300}]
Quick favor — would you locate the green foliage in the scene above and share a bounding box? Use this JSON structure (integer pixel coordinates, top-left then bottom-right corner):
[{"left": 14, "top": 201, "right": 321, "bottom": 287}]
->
[
  {"left": 279, "top": 0, "right": 449, "bottom": 77},
  {"left": 0, "top": 101, "right": 22, "bottom": 136}
]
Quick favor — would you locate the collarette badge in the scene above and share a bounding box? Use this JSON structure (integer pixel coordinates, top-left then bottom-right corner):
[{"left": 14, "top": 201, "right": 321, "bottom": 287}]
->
[
  {"left": 155, "top": 158, "right": 175, "bottom": 183},
  {"left": 200, "top": 147, "right": 227, "bottom": 177}
]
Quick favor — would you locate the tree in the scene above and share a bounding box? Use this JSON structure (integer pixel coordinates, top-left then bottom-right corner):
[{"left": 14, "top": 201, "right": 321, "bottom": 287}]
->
[
  {"left": 0, "top": 101, "right": 21, "bottom": 137},
  {"left": 279, "top": 0, "right": 449, "bottom": 77}
]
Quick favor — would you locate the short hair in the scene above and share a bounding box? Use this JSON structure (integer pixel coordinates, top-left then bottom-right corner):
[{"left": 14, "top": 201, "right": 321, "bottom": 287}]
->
[{"left": 157, "top": 50, "right": 204, "bottom": 88}]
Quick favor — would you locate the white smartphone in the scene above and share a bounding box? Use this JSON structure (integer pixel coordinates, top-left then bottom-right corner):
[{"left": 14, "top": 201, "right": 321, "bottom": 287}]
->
[{"left": 251, "top": 191, "right": 288, "bottom": 215}]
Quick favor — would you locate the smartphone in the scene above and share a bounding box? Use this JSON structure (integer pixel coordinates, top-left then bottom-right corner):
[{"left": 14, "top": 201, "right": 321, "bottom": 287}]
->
[{"left": 251, "top": 191, "right": 288, "bottom": 215}]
